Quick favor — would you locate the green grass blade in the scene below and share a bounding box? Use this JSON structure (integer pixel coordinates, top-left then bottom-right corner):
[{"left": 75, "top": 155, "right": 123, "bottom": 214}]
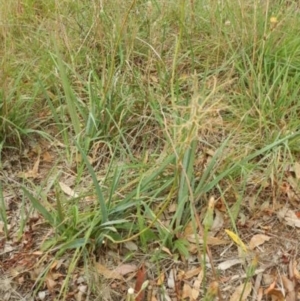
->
[
  {"left": 22, "top": 187, "right": 55, "bottom": 225},
  {"left": 75, "top": 141, "right": 108, "bottom": 223}
]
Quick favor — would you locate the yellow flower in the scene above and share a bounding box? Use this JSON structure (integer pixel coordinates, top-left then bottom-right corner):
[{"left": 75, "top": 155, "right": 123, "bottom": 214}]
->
[{"left": 270, "top": 16, "right": 278, "bottom": 24}]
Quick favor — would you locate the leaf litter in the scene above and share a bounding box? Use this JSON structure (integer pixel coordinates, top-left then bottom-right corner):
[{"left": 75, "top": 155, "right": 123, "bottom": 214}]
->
[{"left": 2, "top": 134, "right": 300, "bottom": 301}]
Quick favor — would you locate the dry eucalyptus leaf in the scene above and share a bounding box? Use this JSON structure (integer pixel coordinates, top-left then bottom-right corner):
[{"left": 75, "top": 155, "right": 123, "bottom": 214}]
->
[
  {"left": 22, "top": 153, "right": 40, "bottom": 179},
  {"left": 211, "top": 209, "right": 224, "bottom": 232},
  {"left": 265, "top": 287, "right": 285, "bottom": 301},
  {"left": 217, "top": 259, "right": 243, "bottom": 271},
  {"left": 277, "top": 208, "right": 300, "bottom": 228},
  {"left": 183, "top": 267, "right": 202, "bottom": 280},
  {"left": 167, "top": 269, "right": 176, "bottom": 289},
  {"left": 249, "top": 234, "right": 271, "bottom": 250},
  {"left": 113, "top": 264, "right": 137, "bottom": 276},
  {"left": 230, "top": 282, "right": 252, "bottom": 301},
  {"left": 59, "top": 182, "right": 78, "bottom": 198},
  {"left": 293, "top": 261, "right": 300, "bottom": 280},
  {"left": 282, "top": 275, "right": 294, "bottom": 293},
  {"left": 186, "top": 234, "right": 229, "bottom": 246},
  {"left": 95, "top": 263, "right": 123, "bottom": 280},
  {"left": 182, "top": 283, "right": 193, "bottom": 300},
  {"left": 282, "top": 275, "right": 296, "bottom": 301}
]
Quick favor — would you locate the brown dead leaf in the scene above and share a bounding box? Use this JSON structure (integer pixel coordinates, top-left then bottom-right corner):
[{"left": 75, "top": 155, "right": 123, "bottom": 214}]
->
[
  {"left": 113, "top": 264, "right": 137, "bottom": 276},
  {"left": 277, "top": 207, "right": 300, "bottom": 228},
  {"left": 184, "top": 221, "right": 196, "bottom": 236},
  {"left": 149, "top": 74, "right": 159, "bottom": 83},
  {"left": 168, "top": 203, "right": 177, "bottom": 213},
  {"left": 265, "top": 281, "right": 285, "bottom": 301},
  {"left": 293, "top": 261, "right": 300, "bottom": 280},
  {"left": 187, "top": 234, "right": 229, "bottom": 246},
  {"left": 21, "top": 152, "right": 40, "bottom": 179},
  {"left": 157, "top": 272, "right": 164, "bottom": 285},
  {"left": 41, "top": 151, "right": 53, "bottom": 162},
  {"left": 183, "top": 267, "right": 202, "bottom": 280},
  {"left": 161, "top": 246, "right": 173, "bottom": 256},
  {"left": 249, "top": 234, "right": 271, "bottom": 250},
  {"left": 95, "top": 263, "right": 123, "bottom": 280},
  {"left": 230, "top": 282, "right": 252, "bottom": 301},
  {"left": 282, "top": 275, "right": 296, "bottom": 301},
  {"left": 135, "top": 264, "right": 147, "bottom": 301},
  {"left": 191, "top": 272, "right": 203, "bottom": 300},
  {"left": 45, "top": 273, "right": 57, "bottom": 292},
  {"left": 294, "top": 162, "right": 300, "bottom": 179},
  {"left": 182, "top": 283, "right": 193, "bottom": 300},
  {"left": 59, "top": 182, "right": 78, "bottom": 198}
]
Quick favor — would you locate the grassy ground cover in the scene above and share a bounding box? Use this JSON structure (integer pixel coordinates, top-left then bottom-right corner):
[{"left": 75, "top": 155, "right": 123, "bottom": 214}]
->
[{"left": 1, "top": 0, "right": 300, "bottom": 300}]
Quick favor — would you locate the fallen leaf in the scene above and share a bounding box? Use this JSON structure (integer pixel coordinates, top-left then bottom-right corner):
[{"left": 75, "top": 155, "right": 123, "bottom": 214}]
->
[
  {"left": 262, "top": 274, "right": 274, "bottom": 286},
  {"left": 249, "top": 234, "right": 271, "bottom": 250},
  {"left": 282, "top": 275, "right": 295, "bottom": 300},
  {"left": 192, "top": 281, "right": 200, "bottom": 299},
  {"left": 211, "top": 209, "right": 224, "bottom": 232},
  {"left": 257, "top": 287, "right": 264, "bottom": 301},
  {"left": 124, "top": 241, "right": 138, "bottom": 251},
  {"left": 217, "top": 259, "right": 243, "bottom": 271},
  {"left": 184, "top": 221, "right": 196, "bottom": 236},
  {"left": 168, "top": 203, "right": 177, "bottom": 213},
  {"left": 186, "top": 234, "right": 229, "bottom": 246},
  {"left": 277, "top": 208, "right": 300, "bottom": 228},
  {"left": 95, "top": 263, "right": 123, "bottom": 280},
  {"left": 192, "top": 272, "right": 203, "bottom": 300},
  {"left": 265, "top": 281, "right": 285, "bottom": 301},
  {"left": 265, "top": 288, "right": 285, "bottom": 301},
  {"left": 230, "top": 282, "right": 252, "bottom": 301},
  {"left": 162, "top": 246, "right": 173, "bottom": 256},
  {"left": 22, "top": 153, "right": 40, "bottom": 179},
  {"left": 59, "top": 182, "right": 78, "bottom": 198},
  {"left": 294, "top": 162, "right": 300, "bottom": 179},
  {"left": 157, "top": 272, "right": 164, "bottom": 285},
  {"left": 293, "top": 261, "right": 300, "bottom": 280},
  {"left": 135, "top": 264, "right": 147, "bottom": 301},
  {"left": 167, "top": 269, "right": 175, "bottom": 289},
  {"left": 114, "top": 264, "right": 137, "bottom": 276},
  {"left": 45, "top": 273, "right": 57, "bottom": 292},
  {"left": 41, "top": 151, "right": 53, "bottom": 162},
  {"left": 183, "top": 267, "right": 202, "bottom": 280},
  {"left": 182, "top": 283, "right": 193, "bottom": 300}
]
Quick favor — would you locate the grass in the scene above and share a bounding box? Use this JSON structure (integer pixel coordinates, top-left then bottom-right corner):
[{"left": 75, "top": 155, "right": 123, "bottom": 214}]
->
[{"left": 1, "top": 0, "right": 300, "bottom": 300}]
